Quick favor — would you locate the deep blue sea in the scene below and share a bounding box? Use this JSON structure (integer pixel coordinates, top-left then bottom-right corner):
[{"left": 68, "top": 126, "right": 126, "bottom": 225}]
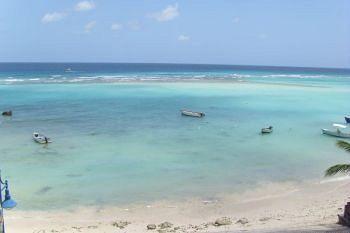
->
[
  {"left": 0, "top": 62, "right": 349, "bottom": 85},
  {"left": 0, "top": 63, "right": 349, "bottom": 210}
]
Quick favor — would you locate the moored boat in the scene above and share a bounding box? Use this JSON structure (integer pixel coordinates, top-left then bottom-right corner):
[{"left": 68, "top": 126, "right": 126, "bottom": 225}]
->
[
  {"left": 261, "top": 126, "right": 273, "bottom": 134},
  {"left": 2, "top": 110, "right": 12, "bottom": 116},
  {"left": 322, "top": 124, "right": 350, "bottom": 138},
  {"left": 181, "top": 110, "right": 205, "bottom": 118},
  {"left": 345, "top": 116, "right": 350, "bottom": 124},
  {"left": 33, "top": 132, "right": 52, "bottom": 144}
]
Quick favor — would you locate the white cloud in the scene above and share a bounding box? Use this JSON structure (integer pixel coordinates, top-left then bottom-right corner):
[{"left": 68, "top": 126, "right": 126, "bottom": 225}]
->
[
  {"left": 128, "top": 20, "right": 140, "bottom": 30},
  {"left": 178, "top": 35, "right": 190, "bottom": 41},
  {"left": 233, "top": 17, "right": 240, "bottom": 23},
  {"left": 41, "top": 12, "right": 66, "bottom": 23},
  {"left": 111, "top": 23, "right": 123, "bottom": 31},
  {"left": 85, "top": 21, "right": 96, "bottom": 32},
  {"left": 75, "top": 1, "right": 95, "bottom": 11},
  {"left": 151, "top": 3, "right": 179, "bottom": 22}
]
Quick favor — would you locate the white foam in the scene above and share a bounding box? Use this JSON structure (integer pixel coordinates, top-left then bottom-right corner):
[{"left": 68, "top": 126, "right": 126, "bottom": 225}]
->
[
  {"left": 320, "top": 175, "right": 350, "bottom": 184},
  {"left": 261, "top": 74, "right": 327, "bottom": 79},
  {"left": 3, "top": 78, "right": 24, "bottom": 82}
]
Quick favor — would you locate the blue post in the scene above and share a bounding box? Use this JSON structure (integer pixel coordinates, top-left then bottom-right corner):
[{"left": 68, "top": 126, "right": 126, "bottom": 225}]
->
[
  {"left": 0, "top": 171, "right": 16, "bottom": 233},
  {"left": 0, "top": 174, "right": 4, "bottom": 233}
]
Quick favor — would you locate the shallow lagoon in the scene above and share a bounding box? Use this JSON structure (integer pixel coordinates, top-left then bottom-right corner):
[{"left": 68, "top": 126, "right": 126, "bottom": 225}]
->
[{"left": 0, "top": 72, "right": 349, "bottom": 210}]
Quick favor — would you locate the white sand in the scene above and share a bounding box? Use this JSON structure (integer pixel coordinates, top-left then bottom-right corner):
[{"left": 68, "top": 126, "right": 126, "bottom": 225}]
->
[{"left": 4, "top": 178, "right": 350, "bottom": 233}]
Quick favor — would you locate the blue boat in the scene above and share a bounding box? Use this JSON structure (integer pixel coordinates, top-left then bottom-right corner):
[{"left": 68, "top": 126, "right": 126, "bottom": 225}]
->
[{"left": 345, "top": 116, "right": 350, "bottom": 123}]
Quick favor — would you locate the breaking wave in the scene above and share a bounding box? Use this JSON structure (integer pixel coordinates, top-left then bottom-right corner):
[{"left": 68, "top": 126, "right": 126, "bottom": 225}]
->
[{"left": 0, "top": 72, "right": 346, "bottom": 85}]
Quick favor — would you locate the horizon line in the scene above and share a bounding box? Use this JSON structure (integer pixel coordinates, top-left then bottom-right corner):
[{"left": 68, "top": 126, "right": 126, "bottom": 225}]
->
[{"left": 0, "top": 61, "right": 349, "bottom": 71}]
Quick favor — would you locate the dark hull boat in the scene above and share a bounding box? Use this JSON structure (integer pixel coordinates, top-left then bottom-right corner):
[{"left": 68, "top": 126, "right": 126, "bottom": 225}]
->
[
  {"left": 345, "top": 116, "right": 350, "bottom": 123},
  {"left": 2, "top": 110, "right": 12, "bottom": 116}
]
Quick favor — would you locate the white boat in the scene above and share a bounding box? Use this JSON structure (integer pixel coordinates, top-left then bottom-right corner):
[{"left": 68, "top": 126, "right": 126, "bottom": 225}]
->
[
  {"left": 181, "top": 110, "right": 205, "bottom": 118},
  {"left": 322, "top": 124, "right": 350, "bottom": 138},
  {"left": 261, "top": 126, "right": 273, "bottom": 134},
  {"left": 33, "top": 132, "right": 52, "bottom": 144}
]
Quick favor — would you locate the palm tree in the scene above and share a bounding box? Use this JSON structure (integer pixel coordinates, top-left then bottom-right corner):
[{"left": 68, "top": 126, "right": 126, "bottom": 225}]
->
[
  {"left": 325, "top": 140, "right": 350, "bottom": 226},
  {"left": 325, "top": 140, "right": 350, "bottom": 176}
]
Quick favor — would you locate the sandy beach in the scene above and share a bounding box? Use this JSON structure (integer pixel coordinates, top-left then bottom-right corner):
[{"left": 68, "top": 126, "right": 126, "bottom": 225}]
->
[{"left": 5, "top": 178, "right": 349, "bottom": 233}]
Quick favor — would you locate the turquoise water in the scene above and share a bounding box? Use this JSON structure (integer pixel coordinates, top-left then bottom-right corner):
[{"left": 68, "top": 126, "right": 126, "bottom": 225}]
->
[{"left": 0, "top": 63, "right": 349, "bottom": 210}]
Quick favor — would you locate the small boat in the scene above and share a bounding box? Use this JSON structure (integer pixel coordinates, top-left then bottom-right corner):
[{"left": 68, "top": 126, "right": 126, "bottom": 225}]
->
[
  {"left": 322, "top": 124, "right": 350, "bottom": 138},
  {"left": 65, "top": 68, "right": 72, "bottom": 72},
  {"left": 345, "top": 116, "right": 350, "bottom": 124},
  {"left": 181, "top": 110, "right": 205, "bottom": 118},
  {"left": 2, "top": 110, "right": 12, "bottom": 116},
  {"left": 33, "top": 132, "right": 52, "bottom": 144},
  {"left": 261, "top": 126, "right": 273, "bottom": 134}
]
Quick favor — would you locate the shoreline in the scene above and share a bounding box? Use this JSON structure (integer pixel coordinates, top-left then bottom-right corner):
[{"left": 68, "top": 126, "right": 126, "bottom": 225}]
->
[{"left": 5, "top": 178, "right": 350, "bottom": 233}]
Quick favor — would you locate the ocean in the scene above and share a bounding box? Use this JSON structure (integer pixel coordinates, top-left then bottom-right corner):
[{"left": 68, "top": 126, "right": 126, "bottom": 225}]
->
[{"left": 0, "top": 63, "right": 349, "bottom": 210}]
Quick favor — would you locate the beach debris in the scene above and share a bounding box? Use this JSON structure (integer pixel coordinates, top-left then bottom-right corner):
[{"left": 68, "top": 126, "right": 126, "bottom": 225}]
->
[
  {"left": 72, "top": 226, "right": 83, "bottom": 231},
  {"left": 112, "top": 220, "right": 130, "bottom": 229},
  {"left": 214, "top": 217, "right": 232, "bottom": 226},
  {"left": 87, "top": 225, "right": 98, "bottom": 229},
  {"left": 147, "top": 224, "right": 157, "bottom": 230},
  {"left": 236, "top": 217, "right": 249, "bottom": 225},
  {"left": 259, "top": 217, "right": 271, "bottom": 222},
  {"left": 188, "top": 223, "right": 209, "bottom": 231},
  {"left": 158, "top": 221, "right": 173, "bottom": 229},
  {"left": 2, "top": 110, "right": 12, "bottom": 116}
]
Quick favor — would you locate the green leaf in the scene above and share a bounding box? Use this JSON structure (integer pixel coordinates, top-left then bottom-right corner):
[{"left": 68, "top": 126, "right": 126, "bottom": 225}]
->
[
  {"left": 336, "top": 140, "right": 350, "bottom": 153},
  {"left": 325, "top": 164, "right": 350, "bottom": 176}
]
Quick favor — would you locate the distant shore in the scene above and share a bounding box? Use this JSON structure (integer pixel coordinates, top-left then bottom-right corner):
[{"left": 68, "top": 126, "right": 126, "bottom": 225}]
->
[{"left": 6, "top": 178, "right": 349, "bottom": 233}]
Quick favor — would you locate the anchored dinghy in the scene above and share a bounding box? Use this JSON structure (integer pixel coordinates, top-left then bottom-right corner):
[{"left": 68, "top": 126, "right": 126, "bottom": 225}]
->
[
  {"left": 261, "top": 126, "right": 273, "bottom": 134},
  {"left": 181, "top": 110, "right": 205, "bottom": 118},
  {"left": 2, "top": 110, "right": 12, "bottom": 116},
  {"left": 33, "top": 132, "right": 52, "bottom": 144}
]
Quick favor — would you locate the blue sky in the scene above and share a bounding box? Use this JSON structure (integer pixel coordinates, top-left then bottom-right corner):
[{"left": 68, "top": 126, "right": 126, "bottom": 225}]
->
[{"left": 0, "top": 0, "right": 349, "bottom": 68}]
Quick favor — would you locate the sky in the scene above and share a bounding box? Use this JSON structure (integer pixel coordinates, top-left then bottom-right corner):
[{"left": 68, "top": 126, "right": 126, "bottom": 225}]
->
[{"left": 0, "top": 0, "right": 349, "bottom": 68}]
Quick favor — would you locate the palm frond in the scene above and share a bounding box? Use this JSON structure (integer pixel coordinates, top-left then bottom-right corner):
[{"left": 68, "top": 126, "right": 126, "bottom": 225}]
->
[
  {"left": 325, "top": 164, "right": 350, "bottom": 176},
  {"left": 336, "top": 140, "right": 350, "bottom": 153}
]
